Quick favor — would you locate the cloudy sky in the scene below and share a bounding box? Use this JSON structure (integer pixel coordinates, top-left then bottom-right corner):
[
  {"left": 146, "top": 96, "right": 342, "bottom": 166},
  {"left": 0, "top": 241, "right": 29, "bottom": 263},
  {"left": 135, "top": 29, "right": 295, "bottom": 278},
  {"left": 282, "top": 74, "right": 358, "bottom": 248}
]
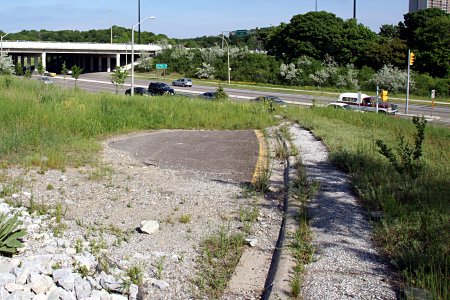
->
[{"left": 0, "top": 0, "right": 408, "bottom": 38}]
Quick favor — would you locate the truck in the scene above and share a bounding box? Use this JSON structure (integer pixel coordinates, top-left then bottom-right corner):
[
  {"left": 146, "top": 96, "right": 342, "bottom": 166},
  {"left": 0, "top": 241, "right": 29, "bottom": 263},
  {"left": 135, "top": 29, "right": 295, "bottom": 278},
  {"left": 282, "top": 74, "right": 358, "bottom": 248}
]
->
[{"left": 337, "top": 93, "right": 398, "bottom": 115}]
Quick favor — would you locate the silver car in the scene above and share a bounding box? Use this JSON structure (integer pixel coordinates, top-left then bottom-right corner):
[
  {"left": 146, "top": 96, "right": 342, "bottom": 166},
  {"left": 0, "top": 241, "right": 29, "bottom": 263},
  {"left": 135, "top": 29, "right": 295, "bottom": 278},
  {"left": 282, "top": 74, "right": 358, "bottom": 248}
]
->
[{"left": 172, "top": 78, "right": 192, "bottom": 87}]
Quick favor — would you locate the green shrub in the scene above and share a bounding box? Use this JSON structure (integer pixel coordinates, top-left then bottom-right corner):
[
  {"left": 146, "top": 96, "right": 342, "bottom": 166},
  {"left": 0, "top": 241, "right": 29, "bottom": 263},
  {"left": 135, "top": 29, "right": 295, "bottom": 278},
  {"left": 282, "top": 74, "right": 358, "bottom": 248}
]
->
[{"left": 0, "top": 214, "right": 27, "bottom": 256}]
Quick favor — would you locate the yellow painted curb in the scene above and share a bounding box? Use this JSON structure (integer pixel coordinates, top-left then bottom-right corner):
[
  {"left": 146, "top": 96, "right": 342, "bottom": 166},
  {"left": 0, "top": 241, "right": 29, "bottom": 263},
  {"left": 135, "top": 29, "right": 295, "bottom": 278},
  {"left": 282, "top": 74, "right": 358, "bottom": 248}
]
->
[{"left": 252, "top": 130, "right": 268, "bottom": 185}]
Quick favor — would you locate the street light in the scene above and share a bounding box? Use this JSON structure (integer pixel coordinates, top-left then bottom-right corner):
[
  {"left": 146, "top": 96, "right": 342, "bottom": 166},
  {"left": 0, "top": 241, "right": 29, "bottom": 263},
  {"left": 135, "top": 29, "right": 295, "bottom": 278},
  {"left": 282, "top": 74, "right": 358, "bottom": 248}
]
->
[
  {"left": 220, "top": 35, "right": 231, "bottom": 86},
  {"left": 1, "top": 29, "right": 18, "bottom": 57},
  {"left": 131, "top": 16, "right": 155, "bottom": 96}
]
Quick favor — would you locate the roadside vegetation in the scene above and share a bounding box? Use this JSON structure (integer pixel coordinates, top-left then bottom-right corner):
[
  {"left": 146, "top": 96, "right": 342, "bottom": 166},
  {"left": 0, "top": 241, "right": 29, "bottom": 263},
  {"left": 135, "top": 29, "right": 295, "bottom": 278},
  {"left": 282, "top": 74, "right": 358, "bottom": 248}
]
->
[
  {"left": 285, "top": 106, "right": 449, "bottom": 299},
  {"left": 0, "top": 76, "right": 276, "bottom": 168},
  {"left": 0, "top": 76, "right": 448, "bottom": 298}
]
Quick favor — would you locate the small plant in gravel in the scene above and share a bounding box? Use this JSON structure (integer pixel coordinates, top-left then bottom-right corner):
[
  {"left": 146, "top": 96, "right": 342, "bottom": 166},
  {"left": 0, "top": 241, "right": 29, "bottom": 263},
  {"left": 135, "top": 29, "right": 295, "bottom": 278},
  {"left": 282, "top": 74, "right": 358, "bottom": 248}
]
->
[
  {"left": 195, "top": 226, "right": 245, "bottom": 298},
  {"left": 28, "top": 196, "right": 49, "bottom": 215},
  {"left": 88, "top": 165, "right": 114, "bottom": 181},
  {"left": 46, "top": 183, "right": 54, "bottom": 190},
  {"left": 75, "top": 238, "right": 84, "bottom": 253},
  {"left": 126, "top": 265, "right": 144, "bottom": 286},
  {"left": 239, "top": 206, "right": 260, "bottom": 234},
  {"left": 179, "top": 214, "right": 192, "bottom": 224},
  {"left": 253, "top": 167, "right": 271, "bottom": 193},
  {"left": 155, "top": 256, "right": 166, "bottom": 280},
  {"left": 90, "top": 236, "right": 107, "bottom": 256},
  {"left": 76, "top": 264, "right": 90, "bottom": 278},
  {"left": 0, "top": 213, "right": 27, "bottom": 256},
  {"left": 51, "top": 202, "right": 67, "bottom": 237},
  {"left": 275, "top": 139, "right": 288, "bottom": 159}
]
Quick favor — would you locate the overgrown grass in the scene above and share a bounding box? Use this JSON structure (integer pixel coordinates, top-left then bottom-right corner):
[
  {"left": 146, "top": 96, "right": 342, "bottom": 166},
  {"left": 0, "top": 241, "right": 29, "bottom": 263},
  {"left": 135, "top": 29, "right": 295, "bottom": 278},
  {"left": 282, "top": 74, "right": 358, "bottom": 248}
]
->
[
  {"left": 284, "top": 106, "right": 449, "bottom": 299},
  {"left": 194, "top": 226, "right": 245, "bottom": 299},
  {"left": 0, "top": 76, "right": 276, "bottom": 168}
]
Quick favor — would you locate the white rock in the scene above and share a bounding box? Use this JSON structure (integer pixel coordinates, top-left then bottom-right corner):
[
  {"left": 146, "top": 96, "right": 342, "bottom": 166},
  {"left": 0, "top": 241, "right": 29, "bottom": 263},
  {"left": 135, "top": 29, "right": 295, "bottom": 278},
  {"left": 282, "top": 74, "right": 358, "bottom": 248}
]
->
[
  {"left": 150, "top": 278, "right": 170, "bottom": 290},
  {"left": 74, "top": 277, "right": 91, "bottom": 299},
  {"left": 5, "top": 282, "right": 24, "bottom": 292},
  {"left": 245, "top": 237, "right": 258, "bottom": 247},
  {"left": 129, "top": 284, "right": 139, "bottom": 300},
  {"left": 32, "top": 294, "right": 48, "bottom": 300},
  {"left": 58, "top": 273, "right": 80, "bottom": 292},
  {"left": 0, "top": 261, "right": 15, "bottom": 274},
  {"left": 29, "top": 273, "right": 54, "bottom": 294},
  {"left": 139, "top": 220, "right": 159, "bottom": 234},
  {"left": 0, "top": 272, "right": 17, "bottom": 285},
  {"left": 52, "top": 268, "right": 72, "bottom": 283}
]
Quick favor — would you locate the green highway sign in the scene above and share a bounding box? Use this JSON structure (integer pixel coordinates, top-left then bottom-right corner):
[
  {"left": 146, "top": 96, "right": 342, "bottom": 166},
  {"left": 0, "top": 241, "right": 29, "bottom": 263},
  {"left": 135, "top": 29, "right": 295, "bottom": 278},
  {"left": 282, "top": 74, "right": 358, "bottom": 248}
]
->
[
  {"left": 235, "top": 30, "right": 248, "bottom": 36},
  {"left": 156, "top": 64, "right": 168, "bottom": 69}
]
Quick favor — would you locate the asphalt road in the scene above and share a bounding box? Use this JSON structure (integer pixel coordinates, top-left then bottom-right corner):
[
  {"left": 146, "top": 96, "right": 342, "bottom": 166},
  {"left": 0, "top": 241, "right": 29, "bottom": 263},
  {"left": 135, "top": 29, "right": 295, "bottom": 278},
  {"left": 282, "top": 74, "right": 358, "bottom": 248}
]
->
[
  {"left": 108, "top": 130, "right": 260, "bottom": 184},
  {"left": 43, "top": 72, "right": 450, "bottom": 124}
]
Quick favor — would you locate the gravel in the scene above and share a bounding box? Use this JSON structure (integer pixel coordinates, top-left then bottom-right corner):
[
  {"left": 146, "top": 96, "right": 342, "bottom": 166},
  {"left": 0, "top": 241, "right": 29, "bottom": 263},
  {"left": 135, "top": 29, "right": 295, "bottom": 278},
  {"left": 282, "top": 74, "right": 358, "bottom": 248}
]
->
[
  {"left": 290, "top": 124, "right": 397, "bottom": 300},
  {"left": 0, "top": 133, "right": 281, "bottom": 299}
]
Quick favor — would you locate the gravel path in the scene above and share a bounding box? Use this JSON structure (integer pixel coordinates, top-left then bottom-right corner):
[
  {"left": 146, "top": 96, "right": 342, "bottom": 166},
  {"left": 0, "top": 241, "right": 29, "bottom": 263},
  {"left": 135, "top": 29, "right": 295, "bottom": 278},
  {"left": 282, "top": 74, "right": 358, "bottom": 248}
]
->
[{"left": 290, "top": 124, "right": 397, "bottom": 300}]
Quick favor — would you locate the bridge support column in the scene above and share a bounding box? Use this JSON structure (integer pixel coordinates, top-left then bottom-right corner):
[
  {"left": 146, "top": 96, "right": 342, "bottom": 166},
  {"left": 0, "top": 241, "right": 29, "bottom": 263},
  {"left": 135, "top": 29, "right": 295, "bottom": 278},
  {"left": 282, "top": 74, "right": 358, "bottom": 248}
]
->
[
  {"left": 82, "top": 56, "right": 86, "bottom": 70},
  {"left": 20, "top": 56, "right": 24, "bottom": 68},
  {"left": 116, "top": 53, "right": 120, "bottom": 68},
  {"left": 26, "top": 56, "right": 31, "bottom": 69},
  {"left": 35, "top": 55, "right": 39, "bottom": 71},
  {"left": 98, "top": 57, "right": 102, "bottom": 72},
  {"left": 106, "top": 56, "right": 111, "bottom": 72},
  {"left": 90, "top": 57, "right": 94, "bottom": 72},
  {"left": 41, "top": 52, "right": 47, "bottom": 70}
]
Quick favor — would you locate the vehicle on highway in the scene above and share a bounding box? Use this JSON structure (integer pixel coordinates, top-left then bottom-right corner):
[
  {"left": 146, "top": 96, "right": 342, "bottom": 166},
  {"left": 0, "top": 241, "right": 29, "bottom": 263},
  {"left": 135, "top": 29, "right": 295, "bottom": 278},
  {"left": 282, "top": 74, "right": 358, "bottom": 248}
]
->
[
  {"left": 253, "top": 95, "right": 286, "bottom": 105},
  {"left": 172, "top": 78, "right": 192, "bottom": 87},
  {"left": 39, "top": 77, "right": 53, "bottom": 84},
  {"left": 125, "top": 87, "right": 153, "bottom": 96},
  {"left": 148, "top": 82, "right": 176, "bottom": 95},
  {"left": 325, "top": 102, "right": 353, "bottom": 110},
  {"left": 338, "top": 93, "right": 398, "bottom": 114},
  {"left": 198, "top": 92, "right": 216, "bottom": 100},
  {"left": 43, "top": 71, "right": 56, "bottom": 77}
]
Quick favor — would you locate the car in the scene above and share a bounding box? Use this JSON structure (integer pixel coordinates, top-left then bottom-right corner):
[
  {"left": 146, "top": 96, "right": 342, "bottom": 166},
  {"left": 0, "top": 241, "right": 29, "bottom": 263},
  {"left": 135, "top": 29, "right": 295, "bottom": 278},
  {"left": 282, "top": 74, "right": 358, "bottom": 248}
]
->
[
  {"left": 39, "top": 77, "right": 53, "bottom": 84},
  {"left": 125, "top": 87, "right": 153, "bottom": 96},
  {"left": 325, "top": 102, "right": 354, "bottom": 110},
  {"left": 337, "top": 92, "right": 398, "bottom": 114},
  {"left": 172, "top": 78, "right": 192, "bottom": 87},
  {"left": 43, "top": 71, "right": 57, "bottom": 77},
  {"left": 66, "top": 70, "right": 73, "bottom": 75},
  {"left": 253, "top": 95, "right": 286, "bottom": 105},
  {"left": 148, "top": 82, "right": 176, "bottom": 95},
  {"left": 198, "top": 92, "right": 216, "bottom": 100}
]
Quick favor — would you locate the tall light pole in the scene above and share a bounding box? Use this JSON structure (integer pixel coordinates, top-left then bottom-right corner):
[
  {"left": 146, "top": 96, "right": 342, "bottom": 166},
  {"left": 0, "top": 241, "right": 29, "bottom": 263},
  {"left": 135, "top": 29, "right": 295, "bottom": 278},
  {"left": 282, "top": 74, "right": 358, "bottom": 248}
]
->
[
  {"left": 138, "top": 0, "right": 141, "bottom": 44},
  {"left": 353, "top": 0, "right": 356, "bottom": 19},
  {"left": 220, "top": 35, "right": 231, "bottom": 86},
  {"left": 110, "top": 8, "right": 113, "bottom": 44},
  {"left": 131, "top": 16, "right": 156, "bottom": 96},
  {"left": 1, "top": 30, "right": 18, "bottom": 57},
  {"left": 315, "top": 0, "right": 318, "bottom": 11}
]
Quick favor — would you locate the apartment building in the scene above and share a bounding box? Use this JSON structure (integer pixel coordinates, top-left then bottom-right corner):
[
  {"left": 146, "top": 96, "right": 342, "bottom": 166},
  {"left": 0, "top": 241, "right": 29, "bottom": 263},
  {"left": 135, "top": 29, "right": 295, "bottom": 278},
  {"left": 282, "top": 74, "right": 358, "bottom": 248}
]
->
[{"left": 409, "top": 0, "right": 450, "bottom": 13}]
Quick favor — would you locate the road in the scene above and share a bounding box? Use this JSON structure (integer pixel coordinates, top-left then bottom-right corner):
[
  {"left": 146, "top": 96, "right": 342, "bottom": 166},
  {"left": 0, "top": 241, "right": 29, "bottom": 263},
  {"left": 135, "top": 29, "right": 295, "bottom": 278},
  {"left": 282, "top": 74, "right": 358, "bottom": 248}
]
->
[{"left": 45, "top": 72, "right": 450, "bottom": 124}]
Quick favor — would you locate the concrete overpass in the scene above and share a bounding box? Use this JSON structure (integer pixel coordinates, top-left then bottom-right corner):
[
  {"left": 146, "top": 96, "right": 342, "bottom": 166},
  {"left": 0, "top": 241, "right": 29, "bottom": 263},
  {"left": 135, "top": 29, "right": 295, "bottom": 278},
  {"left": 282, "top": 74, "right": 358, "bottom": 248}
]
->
[{"left": 1, "top": 41, "right": 162, "bottom": 73}]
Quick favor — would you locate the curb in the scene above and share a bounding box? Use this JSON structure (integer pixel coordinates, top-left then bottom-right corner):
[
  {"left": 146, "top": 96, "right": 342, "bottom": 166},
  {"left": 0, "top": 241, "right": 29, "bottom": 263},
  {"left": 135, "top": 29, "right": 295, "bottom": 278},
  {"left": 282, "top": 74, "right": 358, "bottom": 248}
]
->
[{"left": 251, "top": 130, "right": 268, "bottom": 185}]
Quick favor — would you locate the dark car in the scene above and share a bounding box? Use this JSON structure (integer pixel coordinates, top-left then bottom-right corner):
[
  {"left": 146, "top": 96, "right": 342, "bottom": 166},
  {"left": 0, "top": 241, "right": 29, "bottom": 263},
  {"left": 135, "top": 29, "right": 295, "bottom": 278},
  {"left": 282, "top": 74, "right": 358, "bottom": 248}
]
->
[
  {"left": 125, "top": 87, "right": 153, "bottom": 96},
  {"left": 198, "top": 92, "right": 216, "bottom": 100},
  {"left": 253, "top": 95, "right": 286, "bottom": 105},
  {"left": 172, "top": 78, "right": 192, "bottom": 87},
  {"left": 148, "top": 82, "right": 175, "bottom": 95}
]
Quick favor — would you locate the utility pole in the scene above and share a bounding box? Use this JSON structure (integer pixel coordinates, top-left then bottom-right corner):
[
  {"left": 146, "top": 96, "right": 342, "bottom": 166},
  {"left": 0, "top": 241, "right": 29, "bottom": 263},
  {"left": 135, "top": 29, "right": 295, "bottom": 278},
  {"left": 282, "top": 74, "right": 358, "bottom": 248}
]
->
[
  {"left": 315, "top": 0, "right": 318, "bottom": 12},
  {"left": 138, "top": 0, "right": 141, "bottom": 44},
  {"left": 110, "top": 8, "right": 113, "bottom": 44},
  {"left": 353, "top": 0, "right": 356, "bottom": 19}
]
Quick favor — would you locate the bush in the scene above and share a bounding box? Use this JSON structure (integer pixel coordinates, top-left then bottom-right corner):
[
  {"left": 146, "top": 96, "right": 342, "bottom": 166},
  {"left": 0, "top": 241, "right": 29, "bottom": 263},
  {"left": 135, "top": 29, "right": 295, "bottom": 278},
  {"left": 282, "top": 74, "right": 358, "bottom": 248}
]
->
[{"left": 413, "top": 73, "right": 450, "bottom": 98}]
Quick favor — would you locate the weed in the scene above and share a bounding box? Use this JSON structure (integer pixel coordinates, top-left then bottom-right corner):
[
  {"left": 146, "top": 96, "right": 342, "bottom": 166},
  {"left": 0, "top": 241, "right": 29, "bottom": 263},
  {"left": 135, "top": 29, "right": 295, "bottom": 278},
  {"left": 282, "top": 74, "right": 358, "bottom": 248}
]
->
[
  {"left": 46, "top": 183, "right": 54, "bottom": 190},
  {"left": 75, "top": 238, "right": 84, "bottom": 253},
  {"left": 274, "top": 139, "right": 288, "bottom": 159},
  {"left": 76, "top": 264, "right": 90, "bottom": 278},
  {"left": 126, "top": 265, "right": 144, "bottom": 286},
  {"left": 155, "top": 256, "right": 166, "bottom": 280},
  {"left": 290, "top": 272, "right": 301, "bottom": 298},
  {"left": 194, "top": 226, "right": 245, "bottom": 298},
  {"left": 239, "top": 206, "right": 260, "bottom": 234},
  {"left": 90, "top": 236, "right": 107, "bottom": 256},
  {"left": 52, "top": 262, "right": 62, "bottom": 270},
  {"left": 253, "top": 167, "right": 271, "bottom": 193},
  {"left": 179, "top": 214, "right": 192, "bottom": 224},
  {"left": 0, "top": 213, "right": 27, "bottom": 256},
  {"left": 88, "top": 166, "right": 114, "bottom": 181}
]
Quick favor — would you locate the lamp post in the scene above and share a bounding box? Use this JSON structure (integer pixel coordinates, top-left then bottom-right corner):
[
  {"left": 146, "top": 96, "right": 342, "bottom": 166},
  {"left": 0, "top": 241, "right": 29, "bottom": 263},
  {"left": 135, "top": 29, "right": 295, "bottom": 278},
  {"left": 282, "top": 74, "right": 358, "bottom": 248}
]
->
[
  {"left": 1, "top": 30, "right": 18, "bottom": 57},
  {"left": 220, "top": 35, "right": 231, "bottom": 86},
  {"left": 131, "top": 16, "right": 155, "bottom": 96},
  {"left": 110, "top": 8, "right": 113, "bottom": 44}
]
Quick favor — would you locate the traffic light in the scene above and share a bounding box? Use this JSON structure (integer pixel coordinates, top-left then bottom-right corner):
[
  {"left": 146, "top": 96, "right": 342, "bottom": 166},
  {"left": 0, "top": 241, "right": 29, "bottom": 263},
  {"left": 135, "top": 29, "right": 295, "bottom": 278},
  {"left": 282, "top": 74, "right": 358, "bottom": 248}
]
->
[
  {"left": 381, "top": 90, "right": 388, "bottom": 102},
  {"left": 409, "top": 52, "right": 415, "bottom": 65}
]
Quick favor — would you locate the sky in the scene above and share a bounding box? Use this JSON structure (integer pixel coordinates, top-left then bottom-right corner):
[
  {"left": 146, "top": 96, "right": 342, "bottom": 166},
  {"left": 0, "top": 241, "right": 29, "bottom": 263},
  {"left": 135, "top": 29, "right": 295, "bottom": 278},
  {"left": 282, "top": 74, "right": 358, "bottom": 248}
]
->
[{"left": 0, "top": 0, "right": 408, "bottom": 39}]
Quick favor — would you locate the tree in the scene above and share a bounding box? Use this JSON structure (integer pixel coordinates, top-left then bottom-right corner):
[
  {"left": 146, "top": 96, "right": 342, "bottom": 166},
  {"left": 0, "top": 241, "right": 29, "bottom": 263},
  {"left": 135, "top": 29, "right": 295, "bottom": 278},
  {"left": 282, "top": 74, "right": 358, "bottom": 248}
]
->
[
  {"left": 0, "top": 54, "right": 14, "bottom": 75},
  {"left": 195, "top": 63, "right": 215, "bottom": 79},
  {"left": 214, "top": 85, "right": 228, "bottom": 100},
  {"left": 379, "top": 24, "right": 400, "bottom": 39},
  {"left": 370, "top": 64, "right": 411, "bottom": 93},
  {"left": 61, "top": 61, "right": 68, "bottom": 87},
  {"left": 37, "top": 61, "right": 45, "bottom": 76},
  {"left": 71, "top": 65, "right": 83, "bottom": 88},
  {"left": 15, "top": 62, "right": 23, "bottom": 76},
  {"left": 109, "top": 66, "right": 128, "bottom": 94},
  {"left": 135, "top": 51, "right": 153, "bottom": 72},
  {"left": 399, "top": 8, "right": 450, "bottom": 77}
]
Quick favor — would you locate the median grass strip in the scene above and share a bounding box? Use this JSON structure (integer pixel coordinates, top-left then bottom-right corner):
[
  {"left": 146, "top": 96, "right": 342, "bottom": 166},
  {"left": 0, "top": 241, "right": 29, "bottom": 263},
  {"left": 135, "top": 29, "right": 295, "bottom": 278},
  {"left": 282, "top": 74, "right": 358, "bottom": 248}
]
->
[
  {"left": 0, "top": 76, "right": 277, "bottom": 168},
  {"left": 285, "top": 106, "right": 449, "bottom": 299}
]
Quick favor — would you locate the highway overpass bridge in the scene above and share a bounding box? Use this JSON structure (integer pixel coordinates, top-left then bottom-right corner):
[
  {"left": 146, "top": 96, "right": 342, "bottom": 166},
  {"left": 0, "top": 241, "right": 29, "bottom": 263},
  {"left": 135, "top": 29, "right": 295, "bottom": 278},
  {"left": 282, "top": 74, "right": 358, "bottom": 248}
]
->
[{"left": 1, "top": 41, "right": 162, "bottom": 73}]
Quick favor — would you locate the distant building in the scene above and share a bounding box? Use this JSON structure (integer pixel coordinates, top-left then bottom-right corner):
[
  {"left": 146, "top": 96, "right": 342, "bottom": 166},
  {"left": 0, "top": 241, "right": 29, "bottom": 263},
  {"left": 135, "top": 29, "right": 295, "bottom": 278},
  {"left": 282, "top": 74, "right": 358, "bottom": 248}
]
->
[{"left": 409, "top": 0, "right": 450, "bottom": 13}]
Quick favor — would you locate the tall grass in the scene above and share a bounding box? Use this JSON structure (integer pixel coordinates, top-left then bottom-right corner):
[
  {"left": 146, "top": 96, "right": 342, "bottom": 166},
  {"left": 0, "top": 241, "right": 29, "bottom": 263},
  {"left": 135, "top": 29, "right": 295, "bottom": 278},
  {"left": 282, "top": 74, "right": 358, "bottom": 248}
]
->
[
  {"left": 285, "top": 106, "right": 449, "bottom": 299},
  {"left": 0, "top": 76, "right": 276, "bottom": 168}
]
